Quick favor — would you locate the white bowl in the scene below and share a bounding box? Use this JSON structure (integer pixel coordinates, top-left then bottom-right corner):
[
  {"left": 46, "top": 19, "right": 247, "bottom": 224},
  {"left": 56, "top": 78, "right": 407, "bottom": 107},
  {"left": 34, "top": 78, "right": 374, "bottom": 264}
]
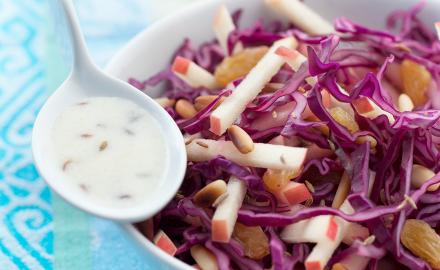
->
[{"left": 105, "top": 0, "right": 440, "bottom": 268}]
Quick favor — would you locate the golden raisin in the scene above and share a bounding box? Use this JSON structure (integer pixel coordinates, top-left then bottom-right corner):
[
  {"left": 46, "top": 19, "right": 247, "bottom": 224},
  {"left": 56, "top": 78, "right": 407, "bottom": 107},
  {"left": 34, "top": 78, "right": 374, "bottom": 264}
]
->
[
  {"left": 306, "top": 114, "right": 330, "bottom": 136},
  {"left": 400, "top": 60, "right": 431, "bottom": 106},
  {"left": 329, "top": 107, "right": 359, "bottom": 133},
  {"left": 356, "top": 135, "right": 378, "bottom": 148},
  {"left": 263, "top": 169, "right": 298, "bottom": 194},
  {"left": 401, "top": 219, "right": 440, "bottom": 269},
  {"left": 233, "top": 223, "right": 270, "bottom": 260},
  {"left": 214, "top": 46, "right": 269, "bottom": 87},
  {"left": 331, "top": 263, "right": 347, "bottom": 270}
]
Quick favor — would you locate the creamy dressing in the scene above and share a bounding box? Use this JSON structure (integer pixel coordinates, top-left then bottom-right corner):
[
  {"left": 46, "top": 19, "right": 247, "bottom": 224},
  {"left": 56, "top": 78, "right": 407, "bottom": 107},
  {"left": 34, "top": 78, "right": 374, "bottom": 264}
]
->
[{"left": 52, "top": 97, "right": 167, "bottom": 208}]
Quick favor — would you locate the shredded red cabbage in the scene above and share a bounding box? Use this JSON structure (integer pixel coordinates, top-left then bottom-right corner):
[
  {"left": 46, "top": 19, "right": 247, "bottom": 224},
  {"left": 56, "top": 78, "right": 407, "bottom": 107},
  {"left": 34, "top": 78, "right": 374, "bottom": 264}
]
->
[{"left": 131, "top": 2, "right": 440, "bottom": 270}]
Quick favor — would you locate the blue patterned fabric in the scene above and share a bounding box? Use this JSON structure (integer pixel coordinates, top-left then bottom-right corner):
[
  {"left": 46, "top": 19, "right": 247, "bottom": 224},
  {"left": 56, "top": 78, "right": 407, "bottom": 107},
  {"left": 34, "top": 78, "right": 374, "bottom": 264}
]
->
[
  {"left": 0, "top": 0, "right": 198, "bottom": 269},
  {"left": 0, "top": 1, "right": 53, "bottom": 269}
]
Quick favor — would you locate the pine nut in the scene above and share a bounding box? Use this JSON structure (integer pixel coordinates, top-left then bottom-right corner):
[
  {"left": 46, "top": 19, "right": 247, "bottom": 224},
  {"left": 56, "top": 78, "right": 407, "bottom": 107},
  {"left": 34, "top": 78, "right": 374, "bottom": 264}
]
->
[
  {"left": 154, "top": 97, "right": 176, "bottom": 108},
  {"left": 356, "top": 135, "right": 378, "bottom": 148},
  {"left": 411, "top": 164, "right": 439, "bottom": 191},
  {"left": 398, "top": 93, "right": 414, "bottom": 112},
  {"left": 194, "top": 95, "right": 224, "bottom": 111},
  {"left": 227, "top": 125, "right": 254, "bottom": 154},
  {"left": 175, "top": 99, "right": 197, "bottom": 119},
  {"left": 193, "top": 180, "right": 228, "bottom": 207}
]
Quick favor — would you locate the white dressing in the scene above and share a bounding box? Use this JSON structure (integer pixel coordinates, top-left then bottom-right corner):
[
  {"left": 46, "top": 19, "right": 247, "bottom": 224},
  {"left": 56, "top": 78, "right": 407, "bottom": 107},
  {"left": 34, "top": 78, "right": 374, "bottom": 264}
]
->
[{"left": 51, "top": 97, "right": 167, "bottom": 208}]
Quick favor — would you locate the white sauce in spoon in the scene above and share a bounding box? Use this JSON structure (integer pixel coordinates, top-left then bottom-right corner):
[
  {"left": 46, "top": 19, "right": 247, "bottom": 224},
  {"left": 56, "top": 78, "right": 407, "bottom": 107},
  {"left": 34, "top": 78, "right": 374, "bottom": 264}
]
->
[{"left": 51, "top": 97, "right": 167, "bottom": 208}]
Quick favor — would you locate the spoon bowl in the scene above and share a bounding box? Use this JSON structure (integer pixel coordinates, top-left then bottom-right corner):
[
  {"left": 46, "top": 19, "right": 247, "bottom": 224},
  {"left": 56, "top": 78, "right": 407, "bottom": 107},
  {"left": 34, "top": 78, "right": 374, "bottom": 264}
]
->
[{"left": 31, "top": 0, "right": 186, "bottom": 222}]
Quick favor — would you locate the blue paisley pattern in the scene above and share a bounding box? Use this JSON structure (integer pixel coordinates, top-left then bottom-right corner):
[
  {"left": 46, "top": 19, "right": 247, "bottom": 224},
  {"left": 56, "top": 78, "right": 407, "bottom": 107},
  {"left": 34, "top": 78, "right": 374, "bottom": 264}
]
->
[{"left": 0, "top": 0, "right": 53, "bottom": 269}]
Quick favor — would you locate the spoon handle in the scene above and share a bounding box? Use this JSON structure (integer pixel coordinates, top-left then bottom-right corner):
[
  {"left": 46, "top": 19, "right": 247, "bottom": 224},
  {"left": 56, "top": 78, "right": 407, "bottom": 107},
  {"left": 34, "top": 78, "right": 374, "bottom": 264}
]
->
[{"left": 60, "top": 0, "right": 95, "bottom": 73}]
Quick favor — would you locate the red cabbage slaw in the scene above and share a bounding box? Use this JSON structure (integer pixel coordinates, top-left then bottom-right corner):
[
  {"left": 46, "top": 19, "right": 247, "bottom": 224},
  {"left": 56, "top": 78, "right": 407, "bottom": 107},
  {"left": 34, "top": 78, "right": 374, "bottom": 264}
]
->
[{"left": 130, "top": 1, "right": 440, "bottom": 270}]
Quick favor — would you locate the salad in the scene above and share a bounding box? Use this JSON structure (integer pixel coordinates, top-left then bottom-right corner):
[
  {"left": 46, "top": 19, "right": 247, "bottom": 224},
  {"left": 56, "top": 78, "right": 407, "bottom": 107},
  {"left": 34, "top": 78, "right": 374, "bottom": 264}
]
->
[{"left": 130, "top": 0, "right": 440, "bottom": 269}]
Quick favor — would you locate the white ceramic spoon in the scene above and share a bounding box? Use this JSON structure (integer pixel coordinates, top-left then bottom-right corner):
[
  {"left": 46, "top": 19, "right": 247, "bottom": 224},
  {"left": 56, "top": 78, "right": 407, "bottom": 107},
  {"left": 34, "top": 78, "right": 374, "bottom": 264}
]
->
[{"left": 32, "top": 0, "right": 186, "bottom": 222}]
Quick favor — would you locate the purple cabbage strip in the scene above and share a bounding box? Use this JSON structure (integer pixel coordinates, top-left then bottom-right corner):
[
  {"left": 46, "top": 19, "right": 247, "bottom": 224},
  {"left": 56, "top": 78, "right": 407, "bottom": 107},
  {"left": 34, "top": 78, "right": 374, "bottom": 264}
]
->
[
  {"left": 205, "top": 241, "right": 231, "bottom": 270},
  {"left": 302, "top": 157, "right": 340, "bottom": 176},
  {"left": 237, "top": 203, "right": 406, "bottom": 227},
  {"left": 329, "top": 240, "right": 386, "bottom": 266},
  {"left": 179, "top": 89, "right": 231, "bottom": 134},
  {"left": 269, "top": 229, "right": 286, "bottom": 270},
  {"left": 335, "top": 16, "right": 398, "bottom": 41},
  {"left": 221, "top": 243, "right": 264, "bottom": 270},
  {"left": 177, "top": 199, "right": 211, "bottom": 228},
  {"left": 191, "top": 157, "right": 263, "bottom": 190},
  {"left": 350, "top": 141, "right": 371, "bottom": 196},
  {"left": 311, "top": 182, "right": 335, "bottom": 202}
]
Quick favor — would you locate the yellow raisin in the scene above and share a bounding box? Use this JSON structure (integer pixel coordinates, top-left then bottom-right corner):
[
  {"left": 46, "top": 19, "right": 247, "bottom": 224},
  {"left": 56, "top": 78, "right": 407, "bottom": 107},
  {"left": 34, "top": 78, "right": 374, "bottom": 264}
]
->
[
  {"left": 400, "top": 60, "right": 431, "bottom": 106},
  {"left": 263, "top": 169, "right": 298, "bottom": 194},
  {"left": 401, "top": 219, "right": 440, "bottom": 269},
  {"left": 331, "top": 263, "right": 347, "bottom": 270},
  {"left": 214, "top": 46, "right": 269, "bottom": 87},
  {"left": 356, "top": 135, "right": 378, "bottom": 148},
  {"left": 306, "top": 114, "right": 330, "bottom": 136},
  {"left": 329, "top": 107, "right": 359, "bottom": 133},
  {"left": 233, "top": 223, "right": 270, "bottom": 260}
]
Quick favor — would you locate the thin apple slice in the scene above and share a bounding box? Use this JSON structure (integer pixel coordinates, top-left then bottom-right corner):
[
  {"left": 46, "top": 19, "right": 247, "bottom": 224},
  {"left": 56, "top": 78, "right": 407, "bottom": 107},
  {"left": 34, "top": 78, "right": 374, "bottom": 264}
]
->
[
  {"left": 283, "top": 200, "right": 367, "bottom": 270},
  {"left": 274, "top": 46, "right": 318, "bottom": 87},
  {"left": 153, "top": 230, "right": 177, "bottom": 256},
  {"left": 275, "top": 181, "right": 313, "bottom": 206},
  {"left": 172, "top": 56, "right": 219, "bottom": 89},
  {"left": 304, "top": 215, "right": 349, "bottom": 270},
  {"left": 209, "top": 37, "right": 298, "bottom": 135},
  {"left": 190, "top": 245, "right": 219, "bottom": 270},
  {"left": 265, "top": 0, "right": 333, "bottom": 35},
  {"left": 281, "top": 215, "right": 342, "bottom": 243},
  {"left": 213, "top": 5, "right": 242, "bottom": 55},
  {"left": 212, "top": 177, "right": 247, "bottom": 243},
  {"left": 275, "top": 46, "right": 307, "bottom": 71},
  {"left": 292, "top": 201, "right": 355, "bottom": 270},
  {"left": 305, "top": 240, "right": 340, "bottom": 270},
  {"left": 338, "top": 200, "right": 370, "bottom": 245},
  {"left": 186, "top": 138, "right": 307, "bottom": 171},
  {"left": 352, "top": 96, "right": 395, "bottom": 124}
]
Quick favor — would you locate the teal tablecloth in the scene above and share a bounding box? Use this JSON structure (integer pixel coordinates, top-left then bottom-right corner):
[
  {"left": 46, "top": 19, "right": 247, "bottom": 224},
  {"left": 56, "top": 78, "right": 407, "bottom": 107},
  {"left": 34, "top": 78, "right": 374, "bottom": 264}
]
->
[{"left": 0, "top": 1, "right": 198, "bottom": 269}]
